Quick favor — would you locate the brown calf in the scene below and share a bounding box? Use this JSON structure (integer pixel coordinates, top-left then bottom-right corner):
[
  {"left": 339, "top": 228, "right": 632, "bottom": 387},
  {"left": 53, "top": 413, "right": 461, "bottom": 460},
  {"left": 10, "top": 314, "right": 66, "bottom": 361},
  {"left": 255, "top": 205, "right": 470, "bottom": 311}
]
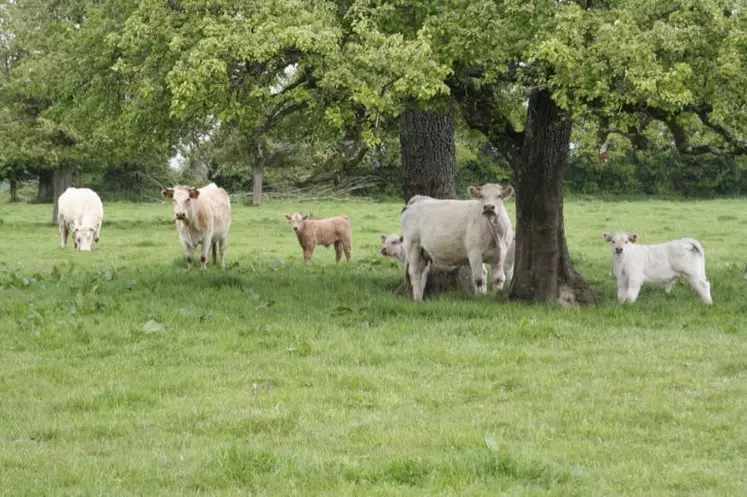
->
[{"left": 285, "top": 213, "right": 352, "bottom": 266}]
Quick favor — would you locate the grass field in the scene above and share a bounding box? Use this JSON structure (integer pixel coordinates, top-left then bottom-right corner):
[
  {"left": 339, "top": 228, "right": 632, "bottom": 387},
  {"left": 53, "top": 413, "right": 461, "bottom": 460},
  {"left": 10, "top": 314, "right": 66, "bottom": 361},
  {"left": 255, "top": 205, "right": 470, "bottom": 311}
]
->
[{"left": 1, "top": 196, "right": 746, "bottom": 496}]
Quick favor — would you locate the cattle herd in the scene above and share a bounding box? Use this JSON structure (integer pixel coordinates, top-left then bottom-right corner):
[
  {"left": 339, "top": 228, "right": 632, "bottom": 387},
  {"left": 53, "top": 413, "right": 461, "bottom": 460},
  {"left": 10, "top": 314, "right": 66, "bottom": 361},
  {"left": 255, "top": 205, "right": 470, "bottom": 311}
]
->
[{"left": 55, "top": 182, "right": 714, "bottom": 305}]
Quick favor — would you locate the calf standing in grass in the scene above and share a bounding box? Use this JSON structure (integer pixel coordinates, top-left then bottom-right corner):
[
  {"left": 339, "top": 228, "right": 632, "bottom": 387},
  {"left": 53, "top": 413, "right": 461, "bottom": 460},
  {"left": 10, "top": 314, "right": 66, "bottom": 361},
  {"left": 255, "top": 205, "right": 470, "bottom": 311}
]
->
[
  {"left": 162, "top": 183, "right": 232, "bottom": 270},
  {"left": 286, "top": 213, "right": 352, "bottom": 266},
  {"left": 379, "top": 234, "right": 407, "bottom": 264},
  {"left": 57, "top": 187, "right": 104, "bottom": 252},
  {"left": 602, "top": 232, "right": 713, "bottom": 304}
]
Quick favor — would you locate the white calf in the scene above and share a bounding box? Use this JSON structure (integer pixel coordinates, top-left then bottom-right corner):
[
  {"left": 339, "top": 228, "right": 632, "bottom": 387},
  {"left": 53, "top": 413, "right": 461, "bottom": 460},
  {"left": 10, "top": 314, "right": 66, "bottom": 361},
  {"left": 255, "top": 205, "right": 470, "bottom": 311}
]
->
[{"left": 602, "top": 232, "right": 712, "bottom": 304}]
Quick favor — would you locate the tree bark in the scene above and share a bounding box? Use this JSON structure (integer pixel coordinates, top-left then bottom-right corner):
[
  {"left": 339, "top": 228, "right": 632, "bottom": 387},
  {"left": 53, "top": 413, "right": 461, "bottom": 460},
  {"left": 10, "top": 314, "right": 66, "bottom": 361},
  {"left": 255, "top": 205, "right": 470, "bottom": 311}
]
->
[
  {"left": 37, "top": 169, "right": 54, "bottom": 203},
  {"left": 401, "top": 104, "right": 457, "bottom": 202},
  {"left": 252, "top": 161, "right": 264, "bottom": 206},
  {"left": 52, "top": 163, "right": 74, "bottom": 225},
  {"left": 509, "top": 90, "right": 595, "bottom": 306},
  {"left": 399, "top": 101, "right": 474, "bottom": 298}
]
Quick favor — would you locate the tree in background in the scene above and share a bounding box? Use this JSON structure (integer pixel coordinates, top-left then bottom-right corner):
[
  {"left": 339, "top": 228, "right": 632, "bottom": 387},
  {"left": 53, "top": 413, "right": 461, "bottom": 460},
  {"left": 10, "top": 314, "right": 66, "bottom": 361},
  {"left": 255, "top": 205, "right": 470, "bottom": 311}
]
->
[
  {"left": 403, "top": 0, "right": 747, "bottom": 304},
  {"left": 3, "top": 0, "right": 746, "bottom": 306}
]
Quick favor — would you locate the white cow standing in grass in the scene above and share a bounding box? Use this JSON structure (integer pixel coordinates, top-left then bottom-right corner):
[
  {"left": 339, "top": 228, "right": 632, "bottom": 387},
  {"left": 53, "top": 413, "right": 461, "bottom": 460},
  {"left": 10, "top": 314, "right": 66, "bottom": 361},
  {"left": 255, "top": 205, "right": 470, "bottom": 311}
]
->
[
  {"left": 379, "top": 233, "right": 504, "bottom": 283},
  {"left": 162, "top": 183, "right": 232, "bottom": 270},
  {"left": 602, "top": 232, "right": 713, "bottom": 304},
  {"left": 57, "top": 187, "right": 104, "bottom": 252},
  {"left": 401, "top": 183, "right": 514, "bottom": 301}
]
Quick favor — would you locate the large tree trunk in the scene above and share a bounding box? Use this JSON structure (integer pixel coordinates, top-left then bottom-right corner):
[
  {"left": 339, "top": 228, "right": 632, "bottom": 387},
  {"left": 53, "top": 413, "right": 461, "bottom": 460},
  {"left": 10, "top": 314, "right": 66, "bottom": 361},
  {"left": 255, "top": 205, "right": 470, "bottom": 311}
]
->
[
  {"left": 252, "top": 162, "right": 264, "bottom": 206},
  {"left": 37, "top": 169, "right": 54, "bottom": 203},
  {"left": 401, "top": 104, "right": 457, "bottom": 202},
  {"left": 52, "top": 163, "right": 73, "bottom": 225},
  {"left": 399, "top": 102, "right": 473, "bottom": 298},
  {"left": 510, "top": 90, "right": 595, "bottom": 306}
]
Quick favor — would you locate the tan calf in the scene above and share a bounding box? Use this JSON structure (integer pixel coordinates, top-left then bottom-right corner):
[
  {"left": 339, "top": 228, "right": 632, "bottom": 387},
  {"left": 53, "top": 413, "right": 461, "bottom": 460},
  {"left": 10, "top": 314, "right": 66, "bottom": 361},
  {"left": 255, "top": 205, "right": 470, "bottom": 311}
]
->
[{"left": 285, "top": 213, "right": 352, "bottom": 266}]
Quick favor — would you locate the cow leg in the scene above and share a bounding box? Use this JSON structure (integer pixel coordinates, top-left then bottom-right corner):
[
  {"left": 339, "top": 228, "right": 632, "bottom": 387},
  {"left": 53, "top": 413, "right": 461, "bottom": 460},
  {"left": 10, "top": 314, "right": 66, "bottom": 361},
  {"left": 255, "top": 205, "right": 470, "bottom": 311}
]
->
[
  {"left": 617, "top": 282, "right": 627, "bottom": 304},
  {"left": 687, "top": 275, "right": 713, "bottom": 304},
  {"left": 503, "top": 239, "right": 515, "bottom": 286},
  {"left": 59, "top": 222, "right": 68, "bottom": 249},
  {"left": 406, "top": 247, "right": 430, "bottom": 301},
  {"left": 200, "top": 232, "right": 213, "bottom": 269},
  {"left": 334, "top": 241, "right": 343, "bottom": 263},
  {"left": 490, "top": 262, "right": 505, "bottom": 291},
  {"left": 211, "top": 240, "right": 218, "bottom": 265},
  {"left": 182, "top": 243, "right": 194, "bottom": 270},
  {"left": 468, "top": 250, "right": 487, "bottom": 294},
  {"left": 625, "top": 277, "right": 643, "bottom": 304},
  {"left": 342, "top": 239, "right": 352, "bottom": 262},
  {"left": 303, "top": 244, "right": 315, "bottom": 266},
  {"left": 94, "top": 222, "right": 101, "bottom": 244},
  {"left": 218, "top": 235, "right": 227, "bottom": 269},
  {"left": 664, "top": 278, "right": 676, "bottom": 294},
  {"left": 491, "top": 245, "right": 507, "bottom": 291}
]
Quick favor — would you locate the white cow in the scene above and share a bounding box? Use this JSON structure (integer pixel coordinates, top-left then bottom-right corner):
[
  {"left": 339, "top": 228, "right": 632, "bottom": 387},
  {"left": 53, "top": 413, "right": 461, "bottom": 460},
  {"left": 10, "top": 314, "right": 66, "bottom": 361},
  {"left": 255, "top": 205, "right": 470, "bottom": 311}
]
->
[
  {"left": 57, "top": 187, "right": 104, "bottom": 252},
  {"left": 401, "top": 183, "right": 514, "bottom": 300},
  {"left": 162, "top": 183, "right": 232, "bottom": 269},
  {"left": 379, "top": 232, "right": 504, "bottom": 284},
  {"left": 602, "top": 232, "right": 713, "bottom": 304}
]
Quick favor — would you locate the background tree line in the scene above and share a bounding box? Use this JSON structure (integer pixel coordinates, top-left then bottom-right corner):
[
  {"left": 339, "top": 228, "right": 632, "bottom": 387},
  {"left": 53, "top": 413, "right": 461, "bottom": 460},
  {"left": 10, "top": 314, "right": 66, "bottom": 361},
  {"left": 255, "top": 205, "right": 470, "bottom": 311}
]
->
[{"left": 2, "top": 0, "right": 746, "bottom": 304}]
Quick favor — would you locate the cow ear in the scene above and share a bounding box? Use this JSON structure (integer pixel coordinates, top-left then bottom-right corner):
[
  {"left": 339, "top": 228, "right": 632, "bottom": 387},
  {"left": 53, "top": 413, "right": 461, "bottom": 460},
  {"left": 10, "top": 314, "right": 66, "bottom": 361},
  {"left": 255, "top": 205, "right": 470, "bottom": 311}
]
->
[
  {"left": 285, "top": 214, "right": 292, "bottom": 220},
  {"left": 188, "top": 188, "right": 200, "bottom": 199},
  {"left": 162, "top": 188, "right": 174, "bottom": 199},
  {"left": 302, "top": 215, "right": 309, "bottom": 220},
  {"left": 602, "top": 233, "right": 613, "bottom": 243},
  {"left": 501, "top": 186, "right": 514, "bottom": 199},
  {"left": 380, "top": 235, "right": 387, "bottom": 244},
  {"left": 399, "top": 235, "right": 404, "bottom": 243},
  {"left": 468, "top": 186, "right": 482, "bottom": 199},
  {"left": 628, "top": 233, "right": 638, "bottom": 243}
]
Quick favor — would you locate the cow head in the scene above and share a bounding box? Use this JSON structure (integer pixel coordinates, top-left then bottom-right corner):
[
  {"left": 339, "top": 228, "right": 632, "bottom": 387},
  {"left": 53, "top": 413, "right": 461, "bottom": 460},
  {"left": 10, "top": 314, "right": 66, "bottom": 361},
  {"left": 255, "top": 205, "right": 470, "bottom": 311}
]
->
[
  {"left": 73, "top": 222, "right": 96, "bottom": 252},
  {"left": 162, "top": 186, "right": 200, "bottom": 224},
  {"left": 603, "top": 232, "right": 638, "bottom": 256},
  {"left": 468, "top": 183, "right": 513, "bottom": 217},
  {"left": 379, "top": 233, "right": 404, "bottom": 259},
  {"left": 285, "top": 213, "right": 310, "bottom": 233}
]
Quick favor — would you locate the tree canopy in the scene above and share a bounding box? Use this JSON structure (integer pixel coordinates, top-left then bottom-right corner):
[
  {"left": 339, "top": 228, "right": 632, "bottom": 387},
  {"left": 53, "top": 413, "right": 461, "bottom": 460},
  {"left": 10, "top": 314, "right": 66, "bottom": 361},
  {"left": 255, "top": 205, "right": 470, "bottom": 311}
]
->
[{"left": 2, "top": 0, "right": 746, "bottom": 301}]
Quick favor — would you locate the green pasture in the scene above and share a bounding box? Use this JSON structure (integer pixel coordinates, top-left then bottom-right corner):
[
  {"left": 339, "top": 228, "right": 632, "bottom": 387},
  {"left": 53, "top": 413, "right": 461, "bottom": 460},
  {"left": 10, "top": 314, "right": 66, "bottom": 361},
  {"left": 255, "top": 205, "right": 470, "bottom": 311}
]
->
[{"left": 0, "top": 197, "right": 745, "bottom": 496}]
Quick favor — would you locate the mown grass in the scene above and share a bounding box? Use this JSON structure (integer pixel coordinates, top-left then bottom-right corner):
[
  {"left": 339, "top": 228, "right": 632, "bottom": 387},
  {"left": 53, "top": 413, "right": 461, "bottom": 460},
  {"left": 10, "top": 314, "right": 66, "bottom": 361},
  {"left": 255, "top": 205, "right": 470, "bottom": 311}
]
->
[{"left": 0, "top": 196, "right": 746, "bottom": 496}]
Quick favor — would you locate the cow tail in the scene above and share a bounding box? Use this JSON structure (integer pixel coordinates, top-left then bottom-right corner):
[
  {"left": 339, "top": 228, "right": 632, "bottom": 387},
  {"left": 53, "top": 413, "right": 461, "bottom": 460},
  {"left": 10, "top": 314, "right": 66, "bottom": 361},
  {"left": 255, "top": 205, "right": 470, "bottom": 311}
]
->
[
  {"left": 689, "top": 239, "right": 707, "bottom": 277},
  {"left": 689, "top": 239, "right": 704, "bottom": 256}
]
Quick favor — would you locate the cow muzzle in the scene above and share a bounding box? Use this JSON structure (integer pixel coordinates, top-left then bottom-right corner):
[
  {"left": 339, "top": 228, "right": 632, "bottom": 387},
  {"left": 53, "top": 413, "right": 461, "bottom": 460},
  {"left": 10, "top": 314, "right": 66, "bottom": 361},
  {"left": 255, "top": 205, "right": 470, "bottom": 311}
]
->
[
  {"left": 482, "top": 205, "right": 497, "bottom": 216},
  {"left": 615, "top": 248, "right": 623, "bottom": 255},
  {"left": 175, "top": 213, "right": 187, "bottom": 221}
]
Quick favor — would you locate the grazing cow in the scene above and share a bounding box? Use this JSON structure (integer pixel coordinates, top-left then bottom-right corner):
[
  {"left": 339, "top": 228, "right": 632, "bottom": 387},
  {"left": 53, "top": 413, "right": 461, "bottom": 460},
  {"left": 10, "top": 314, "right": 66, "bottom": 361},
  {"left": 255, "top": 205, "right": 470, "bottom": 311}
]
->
[
  {"left": 57, "top": 187, "right": 104, "bottom": 252},
  {"left": 162, "top": 183, "right": 232, "bottom": 269},
  {"left": 286, "top": 213, "right": 352, "bottom": 266},
  {"left": 602, "top": 232, "right": 713, "bottom": 304},
  {"left": 401, "top": 183, "right": 514, "bottom": 300}
]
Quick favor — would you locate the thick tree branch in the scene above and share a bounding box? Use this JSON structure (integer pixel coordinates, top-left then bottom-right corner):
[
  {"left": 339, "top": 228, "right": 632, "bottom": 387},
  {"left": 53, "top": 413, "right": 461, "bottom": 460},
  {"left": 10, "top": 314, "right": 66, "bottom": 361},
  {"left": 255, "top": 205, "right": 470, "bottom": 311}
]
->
[
  {"left": 249, "top": 100, "right": 306, "bottom": 138},
  {"left": 589, "top": 98, "right": 747, "bottom": 156},
  {"left": 447, "top": 75, "right": 524, "bottom": 166}
]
